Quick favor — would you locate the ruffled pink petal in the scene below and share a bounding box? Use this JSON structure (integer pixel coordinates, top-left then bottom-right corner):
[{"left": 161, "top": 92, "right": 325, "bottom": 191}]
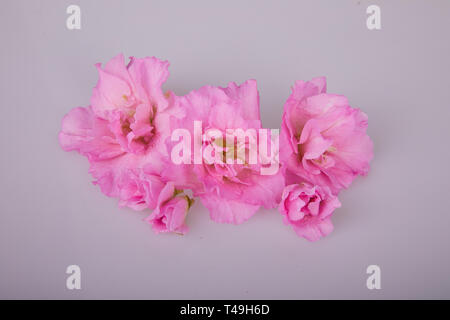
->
[
  {"left": 91, "top": 64, "right": 132, "bottom": 119},
  {"left": 103, "top": 54, "right": 134, "bottom": 85},
  {"left": 59, "top": 106, "right": 124, "bottom": 161},
  {"left": 127, "top": 56, "right": 170, "bottom": 111},
  {"left": 222, "top": 79, "right": 261, "bottom": 121},
  {"left": 293, "top": 217, "right": 334, "bottom": 242}
]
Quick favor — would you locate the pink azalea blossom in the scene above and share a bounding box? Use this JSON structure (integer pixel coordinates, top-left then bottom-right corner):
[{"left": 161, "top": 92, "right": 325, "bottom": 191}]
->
[
  {"left": 169, "top": 80, "right": 285, "bottom": 224},
  {"left": 145, "top": 182, "right": 193, "bottom": 234},
  {"left": 279, "top": 183, "right": 341, "bottom": 241},
  {"left": 280, "top": 77, "right": 373, "bottom": 194},
  {"left": 59, "top": 54, "right": 183, "bottom": 209}
]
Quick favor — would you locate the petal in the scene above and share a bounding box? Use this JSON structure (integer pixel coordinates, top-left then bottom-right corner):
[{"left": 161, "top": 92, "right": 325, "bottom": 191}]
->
[
  {"left": 156, "top": 182, "right": 176, "bottom": 207},
  {"left": 293, "top": 217, "right": 334, "bottom": 241},
  {"left": 222, "top": 79, "right": 261, "bottom": 121},
  {"left": 90, "top": 63, "right": 132, "bottom": 118},
  {"left": 304, "top": 93, "right": 348, "bottom": 116},
  {"left": 103, "top": 54, "right": 133, "bottom": 85},
  {"left": 287, "top": 198, "right": 306, "bottom": 221},
  {"left": 59, "top": 106, "right": 124, "bottom": 161},
  {"left": 301, "top": 129, "right": 333, "bottom": 160},
  {"left": 166, "top": 197, "right": 189, "bottom": 233},
  {"left": 200, "top": 194, "right": 260, "bottom": 225},
  {"left": 127, "top": 56, "right": 170, "bottom": 111}
]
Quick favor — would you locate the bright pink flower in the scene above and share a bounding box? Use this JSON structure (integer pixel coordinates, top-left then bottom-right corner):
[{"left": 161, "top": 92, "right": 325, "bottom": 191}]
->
[
  {"left": 279, "top": 183, "right": 341, "bottom": 241},
  {"left": 280, "top": 77, "right": 373, "bottom": 194},
  {"left": 145, "top": 182, "right": 193, "bottom": 234},
  {"left": 59, "top": 54, "right": 182, "bottom": 208},
  {"left": 169, "top": 80, "right": 284, "bottom": 224}
]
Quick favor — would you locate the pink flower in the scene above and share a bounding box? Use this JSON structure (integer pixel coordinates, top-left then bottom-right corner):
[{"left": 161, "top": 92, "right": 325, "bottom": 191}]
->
[
  {"left": 59, "top": 54, "right": 183, "bottom": 208},
  {"left": 90, "top": 54, "right": 171, "bottom": 154},
  {"left": 145, "top": 182, "right": 193, "bottom": 234},
  {"left": 279, "top": 183, "right": 341, "bottom": 241},
  {"left": 169, "top": 80, "right": 284, "bottom": 224},
  {"left": 280, "top": 77, "right": 373, "bottom": 194},
  {"left": 116, "top": 169, "right": 166, "bottom": 211}
]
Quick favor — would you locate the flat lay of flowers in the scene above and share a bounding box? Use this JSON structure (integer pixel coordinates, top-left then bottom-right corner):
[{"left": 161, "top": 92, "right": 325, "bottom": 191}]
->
[{"left": 59, "top": 54, "right": 373, "bottom": 241}]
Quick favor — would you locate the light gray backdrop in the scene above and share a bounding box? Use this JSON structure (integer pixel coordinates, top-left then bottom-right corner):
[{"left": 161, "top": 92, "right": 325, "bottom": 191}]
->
[{"left": 1, "top": 0, "right": 449, "bottom": 299}]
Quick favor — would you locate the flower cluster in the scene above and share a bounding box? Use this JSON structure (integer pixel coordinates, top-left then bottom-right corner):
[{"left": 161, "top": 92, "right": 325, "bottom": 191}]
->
[
  {"left": 59, "top": 54, "right": 373, "bottom": 241},
  {"left": 279, "top": 78, "right": 373, "bottom": 240}
]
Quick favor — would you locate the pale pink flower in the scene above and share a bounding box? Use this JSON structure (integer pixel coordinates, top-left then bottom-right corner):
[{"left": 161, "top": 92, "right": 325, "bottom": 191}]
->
[
  {"left": 169, "top": 80, "right": 284, "bottom": 224},
  {"left": 279, "top": 183, "right": 341, "bottom": 241},
  {"left": 280, "top": 77, "right": 373, "bottom": 194},
  {"left": 145, "top": 182, "right": 193, "bottom": 234},
  {"left": 59, "top": 54, "right": 182, "bottom": 208}
]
